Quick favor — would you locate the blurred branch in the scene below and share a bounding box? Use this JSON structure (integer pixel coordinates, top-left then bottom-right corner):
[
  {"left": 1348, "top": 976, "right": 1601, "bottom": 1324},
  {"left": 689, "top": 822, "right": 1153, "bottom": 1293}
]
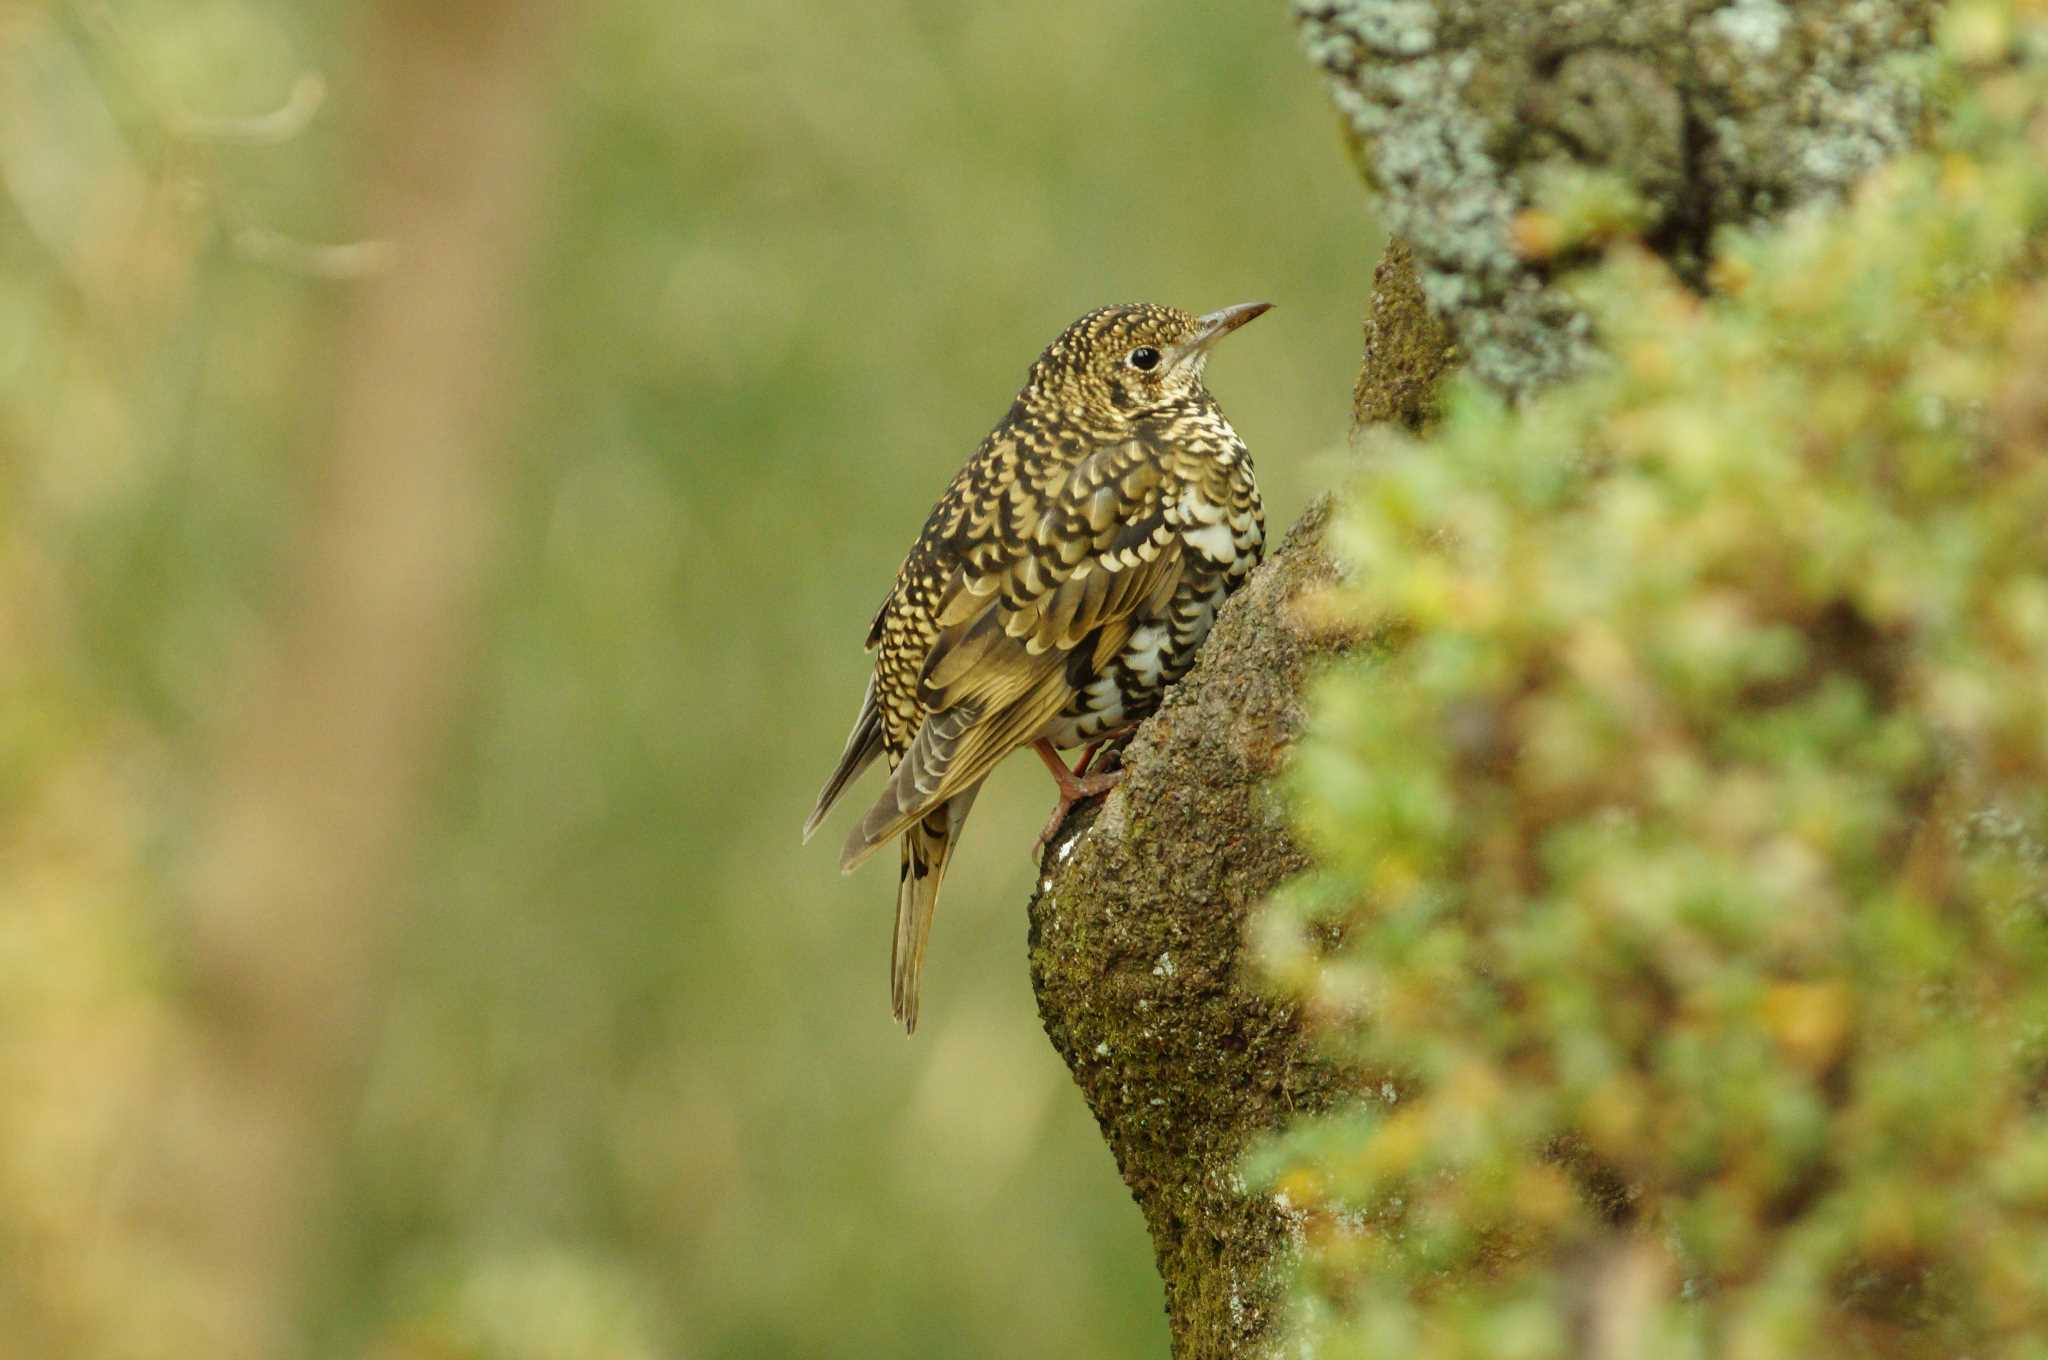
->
[
  {"left": 228, "top": 223, "right": 395, "bottom": 279},
  {"left": 72, "top": 2, "right": 325, "bottom": 146},
  {"left": 158, "top": 1, "right": 559, "bottom": 1354},
  {"left": 70, "top": 1, "right": 392, "bottom": 279},
  {"left": 168, "top": 72, "right": 327, "bottom": 146}
]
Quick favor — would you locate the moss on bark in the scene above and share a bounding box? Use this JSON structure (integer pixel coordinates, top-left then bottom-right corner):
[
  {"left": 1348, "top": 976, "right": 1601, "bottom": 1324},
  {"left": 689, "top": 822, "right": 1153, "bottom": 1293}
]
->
[
  {"left": 1028, "top": 502, "right": 1356, "bottom": 1358},
  {"left": 1351, "top": 236, "right": 1456, "bottom": 434}
]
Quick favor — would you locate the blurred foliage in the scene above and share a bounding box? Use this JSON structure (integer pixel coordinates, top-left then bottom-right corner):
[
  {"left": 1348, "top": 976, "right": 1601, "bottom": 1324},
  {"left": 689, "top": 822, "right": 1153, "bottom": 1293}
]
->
[
  {"left": 1254, "top": 5, "right": 2048, "bottom": 1356},
  {"left": 0, "top": 1, "right": 1372, "bottom": 1357}
]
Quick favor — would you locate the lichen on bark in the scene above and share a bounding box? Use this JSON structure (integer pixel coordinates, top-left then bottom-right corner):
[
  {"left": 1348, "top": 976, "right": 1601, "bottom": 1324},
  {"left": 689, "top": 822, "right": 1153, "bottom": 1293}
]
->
[{"left": 1293, "top": 0, "right": 1935, "bottom": 396}]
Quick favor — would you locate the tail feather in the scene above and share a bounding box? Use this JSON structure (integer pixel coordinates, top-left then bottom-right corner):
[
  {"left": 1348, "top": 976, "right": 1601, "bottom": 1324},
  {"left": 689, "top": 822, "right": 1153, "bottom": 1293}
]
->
[
  {"left": 804, "top": 675, "right": 883, "bottom": 843},
  {"left": 892, "top": 787, "right": 978, "bottom": 1034},
  {"left": 839, "top": 701, "right": 983, "bottom": 872}
]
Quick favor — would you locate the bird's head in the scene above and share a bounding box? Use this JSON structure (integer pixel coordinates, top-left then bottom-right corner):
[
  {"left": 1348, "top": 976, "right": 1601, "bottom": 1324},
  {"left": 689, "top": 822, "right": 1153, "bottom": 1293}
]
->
[{"left": 1022, "top": 301, "right": 1271, "bottom": 433}]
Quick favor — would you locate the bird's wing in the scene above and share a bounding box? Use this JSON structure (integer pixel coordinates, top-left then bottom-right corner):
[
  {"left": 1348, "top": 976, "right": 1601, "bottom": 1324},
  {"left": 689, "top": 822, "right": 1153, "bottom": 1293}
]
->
[
  {"left": 802, "top": 672, "right": 883, "bottom": 843},
  {"left": 840, "top": 438, "right": 1187, "bottom": 870}
]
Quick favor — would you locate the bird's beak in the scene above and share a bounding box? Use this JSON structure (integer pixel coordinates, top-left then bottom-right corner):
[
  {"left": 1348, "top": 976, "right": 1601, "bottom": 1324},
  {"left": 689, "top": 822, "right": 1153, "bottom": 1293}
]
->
[{"left": 1172, "top": 301, "right": 1273, "bottom": 368}]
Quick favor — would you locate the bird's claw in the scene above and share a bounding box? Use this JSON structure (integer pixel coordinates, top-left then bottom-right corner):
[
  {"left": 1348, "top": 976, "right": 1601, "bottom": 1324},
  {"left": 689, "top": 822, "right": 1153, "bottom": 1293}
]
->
[{"left": 1029, "top": 767, "right": 1124, "bottom": 862}]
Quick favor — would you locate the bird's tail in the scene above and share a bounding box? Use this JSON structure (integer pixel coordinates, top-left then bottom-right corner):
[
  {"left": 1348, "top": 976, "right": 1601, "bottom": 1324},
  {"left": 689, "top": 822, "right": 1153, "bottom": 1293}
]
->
[{"left": 892, "top": 787, "right": 977, "bottom": 1034}]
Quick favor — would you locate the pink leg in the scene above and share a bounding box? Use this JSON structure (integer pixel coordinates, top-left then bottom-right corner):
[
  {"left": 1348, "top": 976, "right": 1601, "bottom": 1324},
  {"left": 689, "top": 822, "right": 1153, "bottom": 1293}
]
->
[{"left": 1030, "top": 738, "right": 1125, "bottom": 859}]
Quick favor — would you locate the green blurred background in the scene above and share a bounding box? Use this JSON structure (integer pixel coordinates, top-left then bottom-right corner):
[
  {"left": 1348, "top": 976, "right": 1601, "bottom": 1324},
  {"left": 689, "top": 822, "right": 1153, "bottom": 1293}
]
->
[{"left": 1, "top": 2, "right": 1376, "bottom": 1355}]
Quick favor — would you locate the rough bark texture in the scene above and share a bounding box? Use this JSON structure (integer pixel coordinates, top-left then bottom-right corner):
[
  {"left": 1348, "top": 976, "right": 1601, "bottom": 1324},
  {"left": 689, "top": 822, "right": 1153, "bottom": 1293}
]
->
[
  {"left": 1029, "top": 4, "right": 1935, "bottom": 1357},
  {"left": 1028, "top": 502, "right": 1351, "bottom": 1357}
]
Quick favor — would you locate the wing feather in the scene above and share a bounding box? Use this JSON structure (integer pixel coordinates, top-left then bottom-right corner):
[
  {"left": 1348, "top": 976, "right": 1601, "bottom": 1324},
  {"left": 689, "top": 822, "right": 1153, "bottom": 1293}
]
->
[
  {"left": 839, "top": 437, "right": 1188, "bottom": 866},
  {"left": 803, "top": 673, "right": 883, "bottom": 842}
]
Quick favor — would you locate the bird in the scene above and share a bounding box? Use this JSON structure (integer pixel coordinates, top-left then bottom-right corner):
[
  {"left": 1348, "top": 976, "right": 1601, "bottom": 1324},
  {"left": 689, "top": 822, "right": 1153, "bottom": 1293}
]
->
[{"left": 803, "top": 301, "right": 1271, "bottom": 1033}]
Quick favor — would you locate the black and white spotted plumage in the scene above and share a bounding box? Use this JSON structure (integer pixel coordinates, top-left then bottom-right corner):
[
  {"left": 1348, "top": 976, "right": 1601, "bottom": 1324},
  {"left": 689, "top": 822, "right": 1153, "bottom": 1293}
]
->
[{"left": 803, "top": 302, "right": 1269, "bottom": 1032}]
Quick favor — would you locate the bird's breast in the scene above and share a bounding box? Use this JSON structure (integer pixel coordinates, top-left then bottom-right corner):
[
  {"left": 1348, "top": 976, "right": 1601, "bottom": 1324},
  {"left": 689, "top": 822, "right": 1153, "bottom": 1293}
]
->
[{"left": 1165, "top": 439, "right": 1262, "bottom": 573}]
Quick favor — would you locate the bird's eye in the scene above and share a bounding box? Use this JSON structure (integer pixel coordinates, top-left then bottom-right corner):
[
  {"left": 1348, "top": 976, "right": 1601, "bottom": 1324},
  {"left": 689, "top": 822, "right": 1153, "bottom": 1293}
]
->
[{"left": 1127, "top": 346, "right": 1162, "bottom": 372}]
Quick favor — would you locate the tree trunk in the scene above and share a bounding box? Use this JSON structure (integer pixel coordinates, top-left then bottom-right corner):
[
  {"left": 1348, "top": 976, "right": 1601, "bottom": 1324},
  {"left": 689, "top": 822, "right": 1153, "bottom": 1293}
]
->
[{"left": 1029, "top": 2, "right": 1934, "bottom": 1354}]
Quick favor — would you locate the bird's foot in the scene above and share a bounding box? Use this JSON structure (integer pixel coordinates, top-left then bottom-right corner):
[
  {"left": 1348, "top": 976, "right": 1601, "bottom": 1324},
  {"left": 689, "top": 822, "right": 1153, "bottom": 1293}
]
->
[
  {"left": 1030, "top": 740, "right": 1126, "bottom": 862},
  {"left": 1030, "top": 771, "right": 1124, "bottom": 862}
]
